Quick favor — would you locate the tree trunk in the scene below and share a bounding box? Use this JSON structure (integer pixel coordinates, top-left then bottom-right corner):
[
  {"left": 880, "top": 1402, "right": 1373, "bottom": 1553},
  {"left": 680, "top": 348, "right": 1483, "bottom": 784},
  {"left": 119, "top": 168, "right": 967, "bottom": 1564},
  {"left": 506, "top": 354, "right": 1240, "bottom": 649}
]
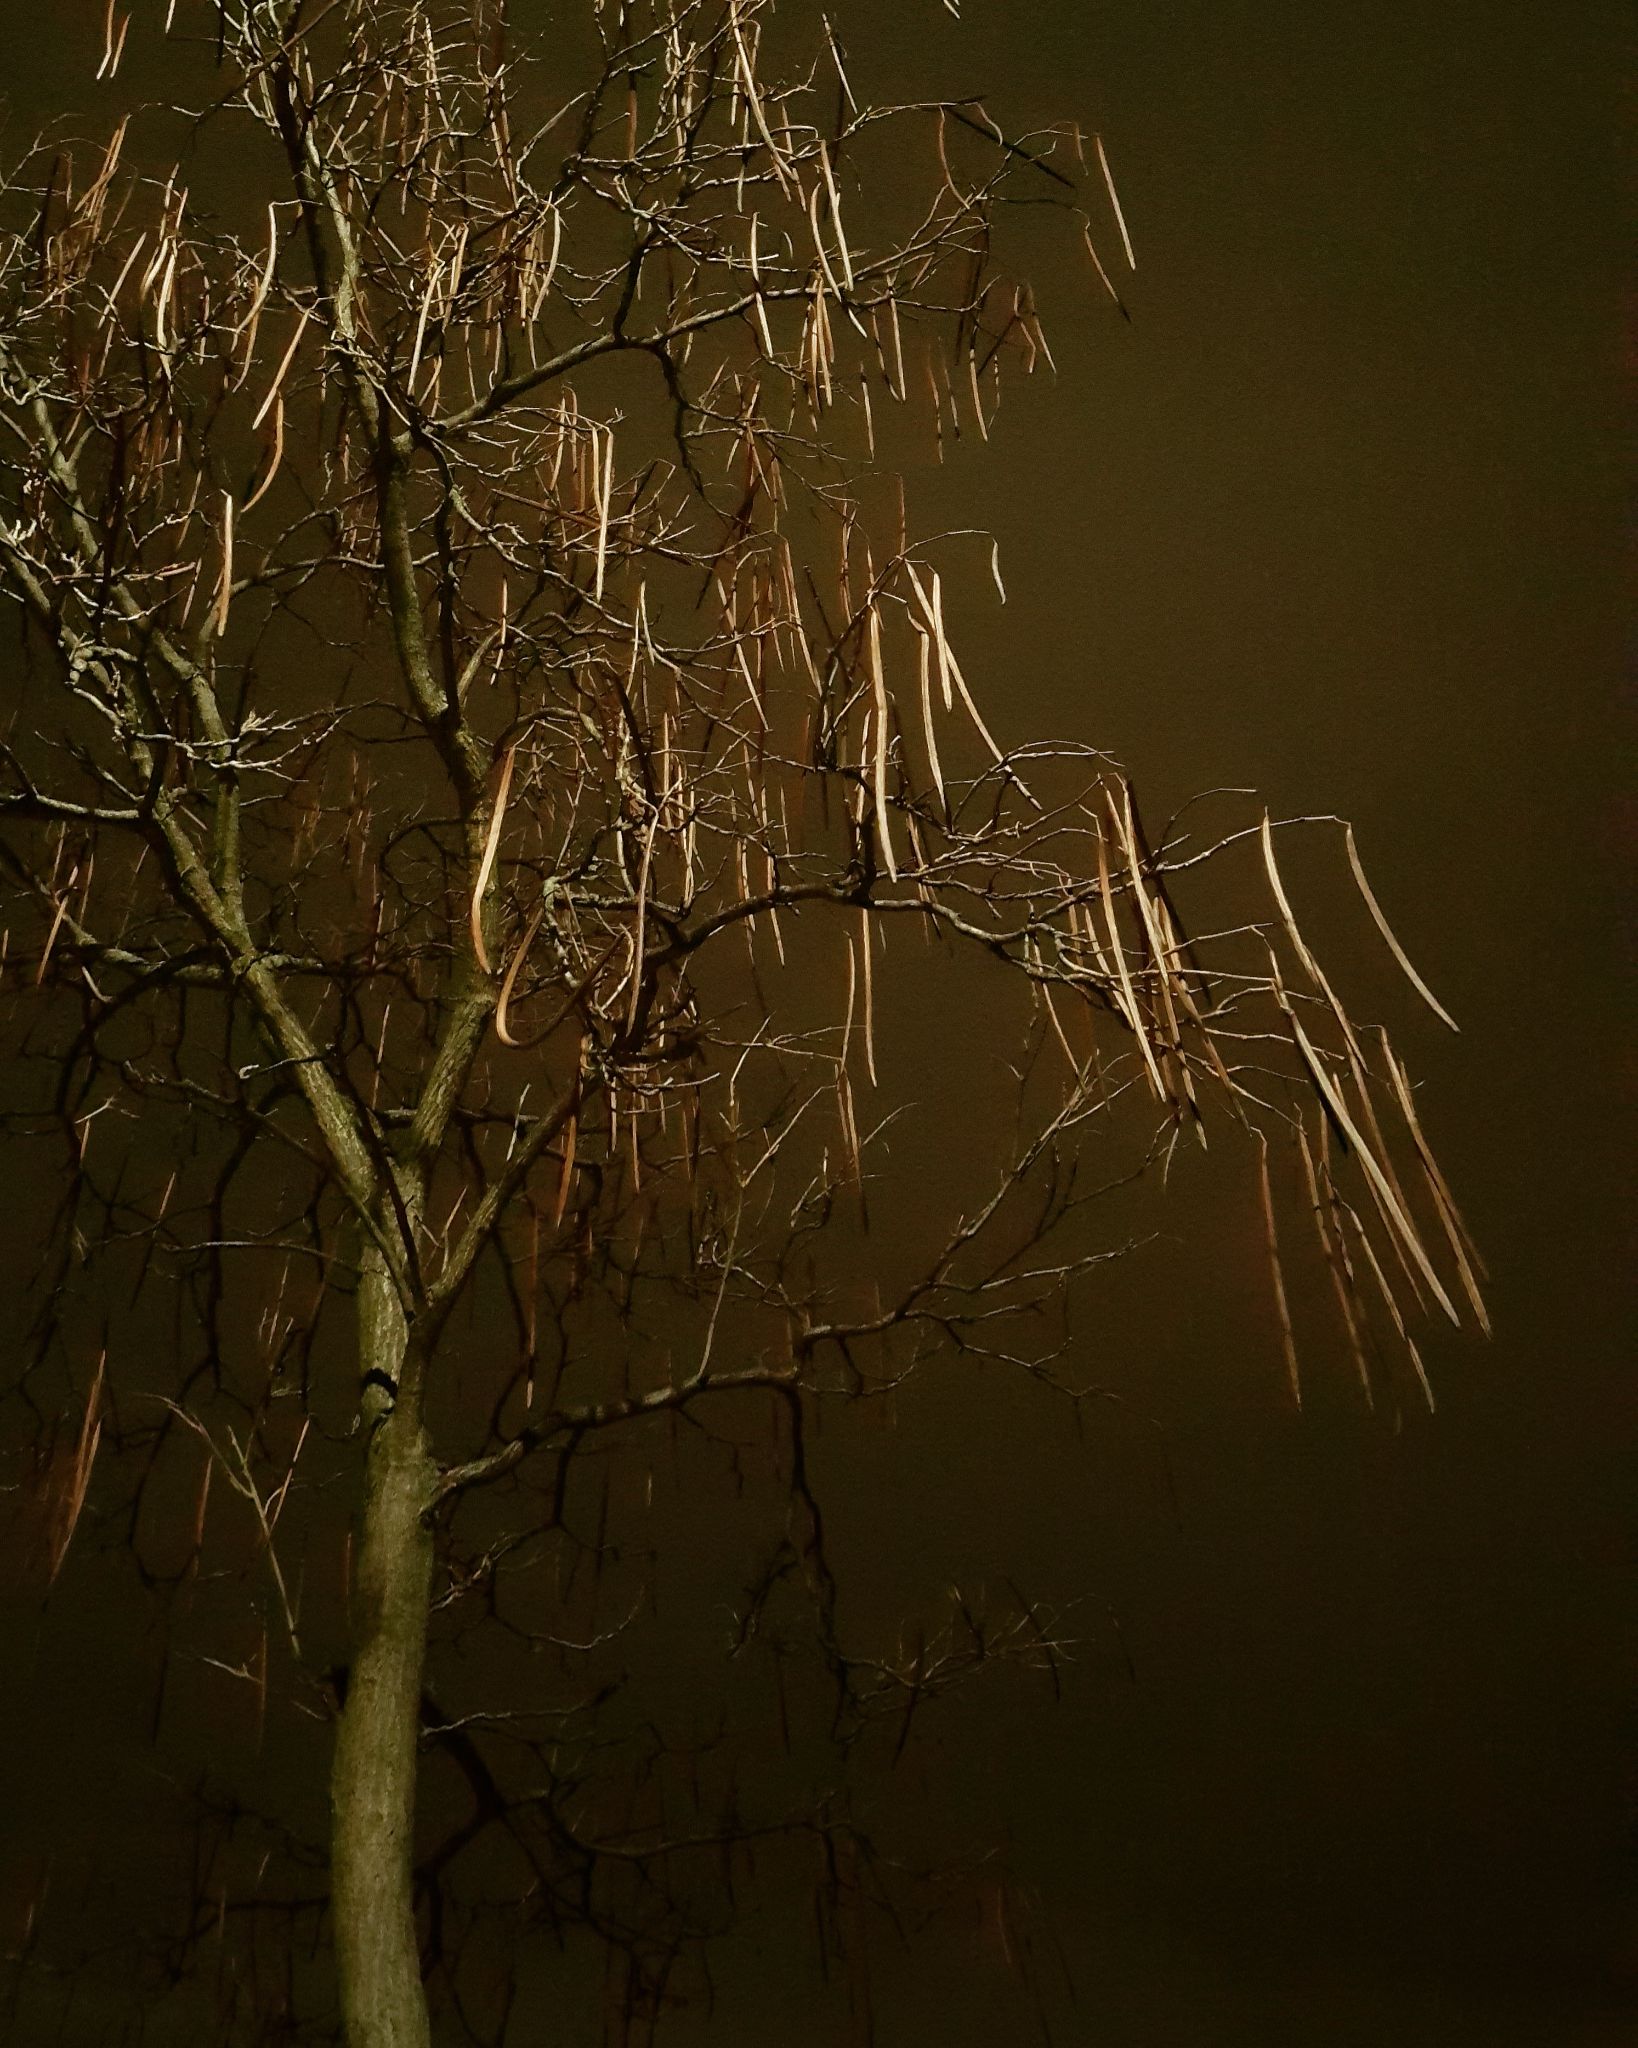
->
[{"left": 332, "top": 1249, "right": 436, "bottom": 2048}]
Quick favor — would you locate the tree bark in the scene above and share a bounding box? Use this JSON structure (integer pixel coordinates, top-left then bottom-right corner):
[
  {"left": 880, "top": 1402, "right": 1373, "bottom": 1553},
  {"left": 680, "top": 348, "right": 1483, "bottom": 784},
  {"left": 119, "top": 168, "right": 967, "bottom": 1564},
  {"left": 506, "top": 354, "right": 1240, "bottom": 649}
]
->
[{"left": 332, "top": 1251, "right": 436, "bottom": 2048}]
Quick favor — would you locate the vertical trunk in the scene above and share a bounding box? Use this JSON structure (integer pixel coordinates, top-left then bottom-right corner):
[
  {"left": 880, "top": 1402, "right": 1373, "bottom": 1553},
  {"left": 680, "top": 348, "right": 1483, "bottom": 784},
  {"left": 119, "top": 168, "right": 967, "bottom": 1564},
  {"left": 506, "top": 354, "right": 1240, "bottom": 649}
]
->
[{"left": 332, "top": 1247, "right": 436, "bottom": 2048}]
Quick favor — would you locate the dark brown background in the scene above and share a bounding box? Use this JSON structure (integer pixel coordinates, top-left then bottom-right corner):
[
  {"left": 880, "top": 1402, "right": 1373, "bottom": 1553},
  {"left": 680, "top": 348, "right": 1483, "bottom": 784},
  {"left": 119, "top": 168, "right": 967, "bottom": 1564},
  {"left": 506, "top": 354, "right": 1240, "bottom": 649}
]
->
[{"left": 1, "top": 2, "right": 1630, "bottom": 2041}]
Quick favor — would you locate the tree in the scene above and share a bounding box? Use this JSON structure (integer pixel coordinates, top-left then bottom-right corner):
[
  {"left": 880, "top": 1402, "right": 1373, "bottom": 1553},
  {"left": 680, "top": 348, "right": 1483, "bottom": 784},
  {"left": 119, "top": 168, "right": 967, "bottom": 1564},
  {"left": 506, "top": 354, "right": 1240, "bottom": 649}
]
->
[{"left": 0, "top": 3, "right": 1484, "bottom": 2041}]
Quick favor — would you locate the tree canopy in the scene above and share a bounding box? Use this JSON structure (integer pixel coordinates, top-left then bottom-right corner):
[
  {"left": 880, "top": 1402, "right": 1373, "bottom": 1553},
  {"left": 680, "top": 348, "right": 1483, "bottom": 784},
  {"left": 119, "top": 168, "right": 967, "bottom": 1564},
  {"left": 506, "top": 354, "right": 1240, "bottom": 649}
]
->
[{"left": 0, "top": 4, "right": 1482, "bottom": 2040}]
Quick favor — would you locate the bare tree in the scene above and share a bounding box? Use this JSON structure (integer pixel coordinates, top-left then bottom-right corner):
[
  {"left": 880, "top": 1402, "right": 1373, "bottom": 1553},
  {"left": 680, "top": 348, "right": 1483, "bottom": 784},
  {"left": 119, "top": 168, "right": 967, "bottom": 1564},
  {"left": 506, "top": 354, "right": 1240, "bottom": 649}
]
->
[{"left": 0, "top": 3, "right": 1484, "bottom": 2042}]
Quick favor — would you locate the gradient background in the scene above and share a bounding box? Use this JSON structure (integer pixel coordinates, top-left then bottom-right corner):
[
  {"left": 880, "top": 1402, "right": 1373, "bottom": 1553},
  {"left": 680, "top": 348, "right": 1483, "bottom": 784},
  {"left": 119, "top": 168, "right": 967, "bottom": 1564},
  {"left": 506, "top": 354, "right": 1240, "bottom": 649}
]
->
[{"left": 1, "top": 2, "right": 1630, "bottom": 2041}]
